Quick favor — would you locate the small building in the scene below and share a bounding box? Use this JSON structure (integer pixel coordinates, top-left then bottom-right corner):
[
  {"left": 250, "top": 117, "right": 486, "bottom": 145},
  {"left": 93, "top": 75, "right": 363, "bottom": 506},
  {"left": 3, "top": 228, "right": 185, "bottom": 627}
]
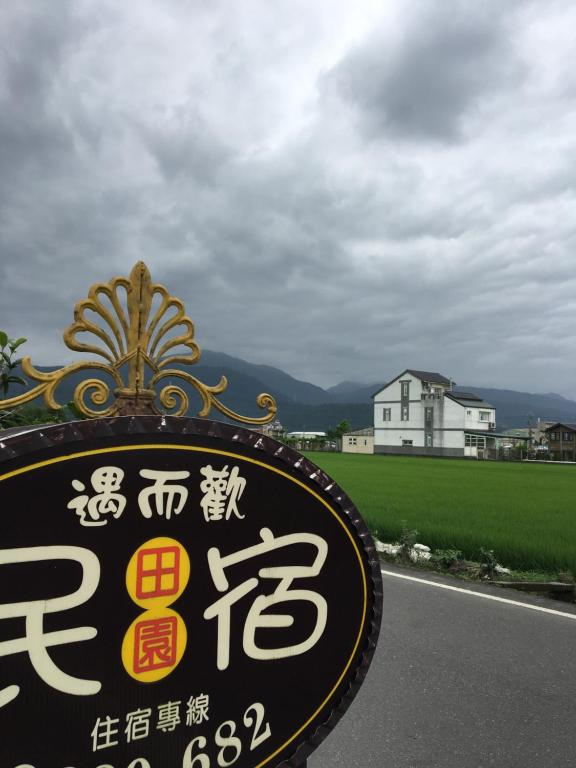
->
[
  {"left": 286, "top": 431, "right": 327, "bottom": 439},
  {"left": 535, "top": 418, "right": 555, "bottom": 444},
  {"left": 342, "top": 427, "right": 374, "bottom": 454},
  {"left": 286, "top": 431, "right": 327, "bottom": 451},
  {"left": 372, "top": 369, "right": 498, "bottom": 458},
  {"left": 544, "top": 423, "right": 576, "bottom": 461},
  {"left": 496, "top": 429, "right": 534, "bottom": 457},
  {"left": 260, "top": 419, "right": 285, "bottom": 439}
]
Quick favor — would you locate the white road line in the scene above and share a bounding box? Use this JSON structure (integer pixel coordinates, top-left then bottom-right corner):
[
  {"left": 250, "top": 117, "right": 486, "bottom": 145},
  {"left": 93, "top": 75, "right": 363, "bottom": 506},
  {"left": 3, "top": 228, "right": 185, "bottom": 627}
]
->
[{"left": 381, "top": 569, "right": 576, "bottom": 621}]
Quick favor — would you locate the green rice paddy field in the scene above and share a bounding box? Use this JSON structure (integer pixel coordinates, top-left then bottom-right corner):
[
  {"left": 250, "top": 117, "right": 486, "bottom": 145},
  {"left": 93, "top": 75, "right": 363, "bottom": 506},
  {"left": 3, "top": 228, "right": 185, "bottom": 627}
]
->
[{"left": 304, "top": 452, "right": 576, "bottom": 575}]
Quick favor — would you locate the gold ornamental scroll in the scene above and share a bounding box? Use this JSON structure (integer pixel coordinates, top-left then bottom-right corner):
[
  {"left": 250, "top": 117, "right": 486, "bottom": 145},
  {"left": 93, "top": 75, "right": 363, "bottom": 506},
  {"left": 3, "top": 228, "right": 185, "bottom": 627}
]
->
[{"left": 0, "top": 262, "right": 277, "bottom": 423}]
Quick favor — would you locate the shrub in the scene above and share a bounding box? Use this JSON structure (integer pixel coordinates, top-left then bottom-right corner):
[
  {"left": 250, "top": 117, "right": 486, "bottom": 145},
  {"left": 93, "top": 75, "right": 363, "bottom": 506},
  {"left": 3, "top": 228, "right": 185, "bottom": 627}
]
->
[
  {"left": 431, "top": 548, "right": 464, "bottom": 569},
  {"left": 478, "top": 546, "right": 498, "bottom": 579},
  {"left": 398, "top": 522, "right": 418, "bottom": 563}
]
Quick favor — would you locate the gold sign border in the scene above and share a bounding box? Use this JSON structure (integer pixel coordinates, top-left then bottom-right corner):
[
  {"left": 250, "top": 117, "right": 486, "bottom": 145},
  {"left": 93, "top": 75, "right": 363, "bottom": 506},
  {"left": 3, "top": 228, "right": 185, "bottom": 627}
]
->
[{"left": 0, "top": 262, "right": 277, "bottom": 423}]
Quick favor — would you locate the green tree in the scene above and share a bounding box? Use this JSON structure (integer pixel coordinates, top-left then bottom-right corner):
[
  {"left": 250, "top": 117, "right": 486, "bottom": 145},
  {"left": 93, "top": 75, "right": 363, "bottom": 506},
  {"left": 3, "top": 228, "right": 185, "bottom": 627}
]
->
[
  {"left": 0, "top": 330, "right": 27, "bottom": 397},
  {"left": 327, "top": 420, "right": 351, "bottom": 440},
  {"left": 0, "top": 331, "right": 84, "bottom": 428},
  {"left": 0, "top": 403, "right": 75, "bottom": 429}
]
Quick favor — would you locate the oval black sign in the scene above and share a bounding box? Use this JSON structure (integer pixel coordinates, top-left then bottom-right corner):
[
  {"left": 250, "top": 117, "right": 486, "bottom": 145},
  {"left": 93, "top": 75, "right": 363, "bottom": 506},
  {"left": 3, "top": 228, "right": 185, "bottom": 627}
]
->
[{"left": 0, "top": 417, "right": 382, "bottom": 768}]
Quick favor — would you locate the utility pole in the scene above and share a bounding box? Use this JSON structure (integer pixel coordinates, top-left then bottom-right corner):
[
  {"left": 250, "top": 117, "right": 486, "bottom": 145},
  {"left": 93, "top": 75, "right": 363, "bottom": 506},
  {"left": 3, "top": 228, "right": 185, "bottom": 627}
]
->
[{"left": 527, "top": 411, "right": 534, "bottom": 457}]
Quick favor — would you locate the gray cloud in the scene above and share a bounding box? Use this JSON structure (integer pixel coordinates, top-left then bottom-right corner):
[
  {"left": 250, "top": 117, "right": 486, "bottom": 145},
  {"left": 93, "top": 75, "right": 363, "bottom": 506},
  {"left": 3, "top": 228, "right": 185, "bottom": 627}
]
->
[
  {"left": 328, "top": 0, "right": 523, "bottom": 143},
  {"left": 2, "top": 0, "right": 576, "bottom": 401},
  {"left": 0, "top": 2, "right": 82, "bottom": 189}
]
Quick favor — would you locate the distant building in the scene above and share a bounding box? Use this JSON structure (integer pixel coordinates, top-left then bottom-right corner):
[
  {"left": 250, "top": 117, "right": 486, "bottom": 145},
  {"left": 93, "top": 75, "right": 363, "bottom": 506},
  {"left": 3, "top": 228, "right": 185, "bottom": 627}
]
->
[
  {"left": 498, "top": 429, "right": 534, "bottom": 455},
  {"left": 544, "top": 423, "right": 576, "bottom": 461},
  {"left": 260, "top": 419, "right": 285, "bottom": 439},
  {"left": 286, "top": 431, "right": 326, "bottom": 439},
  {"left": 286, "top": 430, "right": 327, "bottom": 452},
  {"left": 342, "top": 427, "right": 374, "bottom": 454},
  {"left": 535, "top": 418, "right": 555, "bottom": 447},
  {"left": 372, "top": 369, "right": 499, "bottom": 458}
]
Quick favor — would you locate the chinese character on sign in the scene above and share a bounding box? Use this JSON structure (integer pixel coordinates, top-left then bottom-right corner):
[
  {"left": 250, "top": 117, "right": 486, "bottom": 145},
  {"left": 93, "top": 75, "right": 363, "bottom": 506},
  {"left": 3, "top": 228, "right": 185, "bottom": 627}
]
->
[
  {"left": 91, "top": 715, "right": 120, "bottom": 751},
  {"left": 200, "top": 464, "right": 246, "bottom": 521},
  {"left": 125, "top": 707, "right": 152, "bottom": 742},
  {"left": 138, "top": 469, "right": 190, "bottom": 520},
  {"left": 157, "top": 700, "right": 181, "bottom": 732},
  {"left": 67, "top": 466, "right": 126, "bottom": 526},
  {"left": 0, "top": 546, "right": 101, "bottom": 710},
  {"left": 122, "top": 537, "right": 189, "bottom": 683},
  {"left": 186, "top": 693, "right": 210, "bottom": 725},
  {"left": 136, "top": 545, "right": 181, "bottom": 600},
  {"left": 134, "top": 617, "right": 178, "bottom": 674},
  {"left": 203, "top": 527, "right": 328, "bottom": 670}
]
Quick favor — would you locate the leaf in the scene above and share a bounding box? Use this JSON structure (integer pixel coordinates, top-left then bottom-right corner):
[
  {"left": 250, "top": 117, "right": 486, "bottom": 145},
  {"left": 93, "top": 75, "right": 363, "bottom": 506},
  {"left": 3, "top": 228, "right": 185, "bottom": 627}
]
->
[
  {"left": 9, "top": 337, "right": 27, "bottom": 350},
  {"left": 0, "top": 331, "right": 7, "bottom": 349}
]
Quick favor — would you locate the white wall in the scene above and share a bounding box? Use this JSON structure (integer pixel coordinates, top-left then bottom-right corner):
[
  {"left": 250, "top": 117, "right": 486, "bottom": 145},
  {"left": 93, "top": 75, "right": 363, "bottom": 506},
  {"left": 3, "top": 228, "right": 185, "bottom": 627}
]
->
[
  {"left": 374, "top": 428, "right": 425, "bottom": 447},
  {"left": 342, "top": 435, "right": 374, "bottom": 454},
  {"left": 442, "top": 400, "right": 495, "bottom": 432},
  {"left": 442, "top": 430, "right": 465, "bottom": 449},
  {"left": 442, "top": 397, "right": 466, "bottom": 429},
  {"left": 373, "top": 372, "right": 423, "bottom": 402},
  {"left": 374, "top": 373, "right": 424, "bottom": 433},
  {"left": 374, "top": 428, "right": 464, "bottom": 449},
  {"left": 463, "top": 406, "right": 496, "bottom": 430}
]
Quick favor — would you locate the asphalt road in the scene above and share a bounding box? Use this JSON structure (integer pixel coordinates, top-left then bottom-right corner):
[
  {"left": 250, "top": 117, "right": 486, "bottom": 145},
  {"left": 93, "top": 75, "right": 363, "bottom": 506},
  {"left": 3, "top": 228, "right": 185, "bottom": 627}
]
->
[{"left": 311, "top": 564, "right": 576, "bottom": 768}]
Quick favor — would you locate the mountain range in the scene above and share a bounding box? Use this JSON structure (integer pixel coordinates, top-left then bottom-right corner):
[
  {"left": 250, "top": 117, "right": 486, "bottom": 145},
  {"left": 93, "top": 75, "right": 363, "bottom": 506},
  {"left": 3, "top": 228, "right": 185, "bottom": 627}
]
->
[{"left": 12, "top": 351, "right": 576, "bottom": 432}]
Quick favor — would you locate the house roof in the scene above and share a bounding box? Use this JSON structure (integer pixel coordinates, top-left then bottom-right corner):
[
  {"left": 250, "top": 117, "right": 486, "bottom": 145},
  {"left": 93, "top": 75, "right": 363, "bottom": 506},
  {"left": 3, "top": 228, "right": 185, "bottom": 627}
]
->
[
  {"left": 343, "top": 427, "right": 374, "bottom": 436},
  {"left": 544, "top": 422, "right": 576, "bottom": 432},
  {"left": 405, "top": 369, "right": 452, "bottom": 385},
  {"left": 464, "top": 429, "right": 529, "bottom": 440},
  {"left": 372, "top": 368, "right": 453, "bottom": 397},
  {"left": 452, "top": 390, "right": 482, "bottom": 401},
  {"left": 446, "top": 392, "right": 494, "bottom": 409}
]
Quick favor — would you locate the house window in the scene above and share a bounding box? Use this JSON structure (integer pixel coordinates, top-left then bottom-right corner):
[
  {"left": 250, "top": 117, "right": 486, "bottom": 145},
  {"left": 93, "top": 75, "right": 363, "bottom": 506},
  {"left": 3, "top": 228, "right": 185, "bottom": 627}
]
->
[
  {"left": 401, "top": 406, "right": 409, "bottom": 421},
  {"left": 383, "top": 408, "right": 392, "bottom": 421},
  {"left": 401, "top": 381, "right": 409, "bottom": 397},
  {"left": 465, "top": 434, "right": 486, "bottom": 447},
  {"left": 466, "top": 410, "right": 472, "bottom": 416},
  {"left": 425, "top": 435, "right": 433, "bottom": 447},
  {"left": 550, "top": 432, "right": 558, "bottom": 440},
  {"left": 402, "top": 439, "right": 413, "bottom": 446},
  {"left": 479, "top": 411, "right": 491, "bottom": 421},
  {"left": 563, "top": 432, "right": 573, "bottom": 441},
  {"left": 424, "top": 407, "right": 433, "bottom": 423}
]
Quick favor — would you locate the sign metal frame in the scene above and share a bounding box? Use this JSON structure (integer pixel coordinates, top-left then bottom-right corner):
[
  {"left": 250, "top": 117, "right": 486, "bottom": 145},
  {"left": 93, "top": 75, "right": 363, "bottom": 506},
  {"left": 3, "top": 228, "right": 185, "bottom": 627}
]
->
[{"left": 0, "top": 416, "right": 383, "bottom": 768}]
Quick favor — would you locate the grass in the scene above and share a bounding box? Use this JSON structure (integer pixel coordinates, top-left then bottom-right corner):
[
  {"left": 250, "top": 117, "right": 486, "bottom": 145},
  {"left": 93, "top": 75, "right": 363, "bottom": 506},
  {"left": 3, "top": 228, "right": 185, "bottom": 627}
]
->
[{"left": 304, "top": 452, "right": 576, "bottom": 576}]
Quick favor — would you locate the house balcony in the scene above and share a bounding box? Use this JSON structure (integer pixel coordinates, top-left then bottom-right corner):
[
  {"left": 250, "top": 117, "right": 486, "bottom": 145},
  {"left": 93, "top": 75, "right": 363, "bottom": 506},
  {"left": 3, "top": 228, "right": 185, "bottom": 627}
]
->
[{"left": 476, "top": 421, "right": 496, "bottom": 431}]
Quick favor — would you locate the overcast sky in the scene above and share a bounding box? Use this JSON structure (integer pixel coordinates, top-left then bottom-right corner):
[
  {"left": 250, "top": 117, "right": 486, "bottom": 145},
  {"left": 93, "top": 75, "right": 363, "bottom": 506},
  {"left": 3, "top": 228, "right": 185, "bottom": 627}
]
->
[{"left": 2, "top": 0, "right": 576, "bottom": 396}]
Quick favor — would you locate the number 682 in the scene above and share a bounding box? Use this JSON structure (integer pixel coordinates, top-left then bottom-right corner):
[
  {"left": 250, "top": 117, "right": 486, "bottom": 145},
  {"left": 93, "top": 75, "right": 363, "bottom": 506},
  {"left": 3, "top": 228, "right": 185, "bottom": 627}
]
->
[{"left": 184, "top": 702, "right": 271, "bottom": 768}]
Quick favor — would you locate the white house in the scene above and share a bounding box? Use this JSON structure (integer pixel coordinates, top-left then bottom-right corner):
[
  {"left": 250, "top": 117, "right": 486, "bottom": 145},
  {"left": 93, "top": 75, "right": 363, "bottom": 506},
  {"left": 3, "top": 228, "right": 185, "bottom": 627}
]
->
[{"left": 372, "top": 369, "right": 497, "bottom": 458}]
